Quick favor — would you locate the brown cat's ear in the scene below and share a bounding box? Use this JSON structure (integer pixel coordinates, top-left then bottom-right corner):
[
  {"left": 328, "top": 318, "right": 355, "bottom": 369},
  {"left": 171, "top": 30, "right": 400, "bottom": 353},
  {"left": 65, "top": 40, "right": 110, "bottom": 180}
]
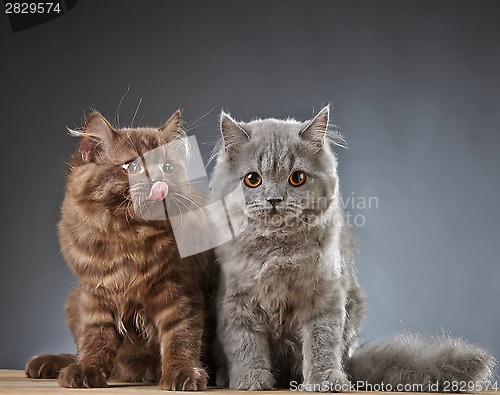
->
[
  {"left": 79, "top": 112, "right": 115, "bottom": 162},
  {"left": 220, "top": 111, "right": 250, "bottom": 151},
  {"left": 300, "top": 105, "right": 330, "bottom": 151},
  {"left": 159, "top": 109, "right": 186, "bottom": 142},
  {"left": 159, "top": 109, "right": 182, "bottom": 132}
]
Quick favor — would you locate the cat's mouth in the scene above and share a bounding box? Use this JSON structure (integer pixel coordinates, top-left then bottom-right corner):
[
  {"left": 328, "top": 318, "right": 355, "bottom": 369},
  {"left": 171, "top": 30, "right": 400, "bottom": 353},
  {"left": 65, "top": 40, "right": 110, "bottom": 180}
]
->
[
  {"left": 146, "top": 181, "right": 169, "bottom": 201},
  {"left": 268, "top": 207, "right": 279, "bottom": 215},
  {"left": 126, "top": 181, "right": 172, "bottom": 222}
]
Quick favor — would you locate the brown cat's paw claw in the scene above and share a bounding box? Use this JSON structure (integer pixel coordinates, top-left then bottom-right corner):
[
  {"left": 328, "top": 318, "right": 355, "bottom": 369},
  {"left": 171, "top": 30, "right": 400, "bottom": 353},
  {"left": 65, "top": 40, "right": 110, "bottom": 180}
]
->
[
  {"left": 58, "top": 364, "right": 107, "bottom": 388},
  {"left": 25, "top": 354, "right": 73, "bottom": 379},
  {"left": 160, "top": 367, "right": 208, "bottom": 391}
]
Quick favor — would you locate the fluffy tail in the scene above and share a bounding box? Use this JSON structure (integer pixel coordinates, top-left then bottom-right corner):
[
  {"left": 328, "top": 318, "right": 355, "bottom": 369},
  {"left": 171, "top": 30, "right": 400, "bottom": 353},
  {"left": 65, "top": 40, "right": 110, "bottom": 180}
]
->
[{"left": 346, "top": 335, "right": 497, "bottom": 393}]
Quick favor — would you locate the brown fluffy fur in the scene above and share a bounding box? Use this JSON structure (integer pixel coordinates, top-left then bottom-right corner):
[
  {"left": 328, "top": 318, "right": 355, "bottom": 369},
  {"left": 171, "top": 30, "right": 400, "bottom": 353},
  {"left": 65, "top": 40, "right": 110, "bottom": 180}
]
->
[{"left": 25, "top": 110, "right": 216, "bottom": 390}]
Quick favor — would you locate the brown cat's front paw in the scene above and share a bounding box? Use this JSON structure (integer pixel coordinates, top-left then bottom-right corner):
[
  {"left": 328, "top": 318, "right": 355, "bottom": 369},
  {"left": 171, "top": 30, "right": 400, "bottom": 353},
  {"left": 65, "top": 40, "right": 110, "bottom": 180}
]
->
[
  {"left": 58, "top": 364, "right": 107, "bottom": 388},
  {"left": 25, "top": 354, "right": 71, "bottom": 379},
  {"left": 160, "top": 366, "right": 207, "bottom": 391}
]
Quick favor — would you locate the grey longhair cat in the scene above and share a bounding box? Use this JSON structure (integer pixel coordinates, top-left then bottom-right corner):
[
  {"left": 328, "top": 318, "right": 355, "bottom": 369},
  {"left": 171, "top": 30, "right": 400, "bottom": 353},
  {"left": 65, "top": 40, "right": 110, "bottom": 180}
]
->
[{"left": 209, "top": 105, "right": 496, "bottom": 392}]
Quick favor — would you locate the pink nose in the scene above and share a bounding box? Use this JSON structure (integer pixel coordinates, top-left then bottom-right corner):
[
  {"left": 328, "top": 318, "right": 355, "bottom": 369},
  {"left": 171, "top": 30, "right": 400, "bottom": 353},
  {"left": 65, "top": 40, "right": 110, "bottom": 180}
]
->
[{"left": 147, "top": 181, "right": 169, "bottom": 201}]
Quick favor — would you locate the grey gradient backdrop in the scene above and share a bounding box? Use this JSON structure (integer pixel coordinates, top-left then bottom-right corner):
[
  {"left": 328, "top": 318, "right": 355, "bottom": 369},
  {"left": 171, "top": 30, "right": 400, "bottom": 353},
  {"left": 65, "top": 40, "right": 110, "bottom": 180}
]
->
[{"left": 1, "top": 0, "right": 499, "bottom": 371}]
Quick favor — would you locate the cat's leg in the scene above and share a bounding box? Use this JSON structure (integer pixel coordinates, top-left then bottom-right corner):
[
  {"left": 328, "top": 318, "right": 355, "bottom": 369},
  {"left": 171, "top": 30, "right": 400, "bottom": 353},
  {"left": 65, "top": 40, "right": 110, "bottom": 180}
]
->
[
  {"left": 58, "top": 291, "right": 121, "bottom": 388},
  {"left": 301, "top": 290, "right": 350, "bottom": 392},
  {"left": 342, "top": 284, "right": 366, "bottom": 363},
  {"left": 154, "top": 290, "right": 207, "bottom": 391},
  {"left": 218, "top": 297, "right": 275, "bottom": 390}
]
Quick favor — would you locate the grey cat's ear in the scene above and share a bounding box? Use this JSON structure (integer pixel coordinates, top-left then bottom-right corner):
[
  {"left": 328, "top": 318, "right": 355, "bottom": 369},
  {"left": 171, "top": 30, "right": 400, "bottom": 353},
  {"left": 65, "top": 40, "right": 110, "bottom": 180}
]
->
[
  {"left": 159, "top": 109, "right": 182, "bottom": 132},
  {"left": 299, "top": 105, "right": 330, "bottom": 151},
  {"left": 79, "top": 112, "right": 115, "bottom": 162},
  {"left": 220, "top": 111, "right": 250, "bottom": 151}
]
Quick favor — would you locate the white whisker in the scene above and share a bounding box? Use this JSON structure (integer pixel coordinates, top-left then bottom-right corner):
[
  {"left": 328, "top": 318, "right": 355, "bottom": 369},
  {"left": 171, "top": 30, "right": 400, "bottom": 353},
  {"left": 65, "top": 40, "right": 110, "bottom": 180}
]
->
[
  {"left": 172, "top": 195, "right": 192, "bottom": 214},
  {"left": 172, "top": 192, "right": 206, "bottom": 217},
  {"left": 115, "top": 83, "right": 131, "bottom": 127},
  {"left": 131, "top": 97, "right": 143, "bottom": 127},
  {"left": 170, "top": 197, "right": 183, "bottom": 232},
  {"left": 187, "top": 94, "right": 225, "bottom": 129}
]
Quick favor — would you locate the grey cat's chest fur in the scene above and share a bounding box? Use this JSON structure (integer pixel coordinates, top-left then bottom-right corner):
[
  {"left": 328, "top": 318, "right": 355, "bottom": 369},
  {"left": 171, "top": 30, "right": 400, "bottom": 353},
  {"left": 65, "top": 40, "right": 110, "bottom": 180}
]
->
[{"left": 220, "top": 221, "right": 344, "bottom": 317}]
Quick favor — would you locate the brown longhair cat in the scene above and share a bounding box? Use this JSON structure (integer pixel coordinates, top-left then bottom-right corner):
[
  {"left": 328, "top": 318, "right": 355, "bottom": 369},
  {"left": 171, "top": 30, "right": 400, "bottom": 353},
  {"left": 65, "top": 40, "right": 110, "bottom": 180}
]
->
[{"left": 25, "top": 110, "right": 216, "bottom": 390}]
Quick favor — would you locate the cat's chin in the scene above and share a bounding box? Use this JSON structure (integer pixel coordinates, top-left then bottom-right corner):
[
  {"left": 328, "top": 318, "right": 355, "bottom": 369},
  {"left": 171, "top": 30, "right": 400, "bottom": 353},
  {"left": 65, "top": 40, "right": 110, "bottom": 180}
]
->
[{"left": 127, "top": 200, "right": 173, "bottom": 224}]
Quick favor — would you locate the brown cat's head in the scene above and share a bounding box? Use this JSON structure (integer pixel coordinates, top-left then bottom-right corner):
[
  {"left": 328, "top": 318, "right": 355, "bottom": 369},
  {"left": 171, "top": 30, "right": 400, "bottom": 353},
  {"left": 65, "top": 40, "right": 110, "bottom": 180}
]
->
[{"left": 67, "top": 110, "right": 196, "bottom": 224}]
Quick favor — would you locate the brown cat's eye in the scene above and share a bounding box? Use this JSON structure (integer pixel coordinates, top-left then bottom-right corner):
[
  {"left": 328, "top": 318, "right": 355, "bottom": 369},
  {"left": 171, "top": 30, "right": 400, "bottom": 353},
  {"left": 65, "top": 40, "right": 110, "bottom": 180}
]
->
[
  {"left": 122, "top": 159, "right": 144, "bottom": 175},
  {"left": 289, "top": 170, "right": 307, "bottom": 187},
  {"left": 162, "top": 163, "right": 174, "bottom": 174},
  {"left": 244, "top": 172, "right": 262, "bottom": 188}
]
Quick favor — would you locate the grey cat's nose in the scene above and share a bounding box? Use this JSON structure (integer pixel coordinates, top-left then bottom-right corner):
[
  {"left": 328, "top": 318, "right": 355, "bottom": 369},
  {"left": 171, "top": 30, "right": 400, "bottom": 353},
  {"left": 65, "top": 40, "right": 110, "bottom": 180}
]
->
[{"left": 266, "top": 197, "right": 283, "bottom": 207}]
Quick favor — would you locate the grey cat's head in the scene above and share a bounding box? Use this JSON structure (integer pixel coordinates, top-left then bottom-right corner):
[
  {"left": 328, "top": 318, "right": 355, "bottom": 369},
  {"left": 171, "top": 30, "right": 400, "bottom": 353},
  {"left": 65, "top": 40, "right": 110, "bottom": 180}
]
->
[{"left": 211, "top": 106, "right": 342, "bottom": 233}]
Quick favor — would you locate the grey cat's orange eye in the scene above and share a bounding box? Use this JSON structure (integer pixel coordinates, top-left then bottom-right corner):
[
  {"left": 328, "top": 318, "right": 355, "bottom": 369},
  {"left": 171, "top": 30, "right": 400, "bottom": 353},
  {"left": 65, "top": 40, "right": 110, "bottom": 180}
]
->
[
  {"left": 244, "top": 172, "right": 262, "bottom": 188},
  {"left": 122, "top": 160, "right": 143, "bottom": 175},
  {"left": 289, "top": 170, "right": 307, "bottom": 187}
]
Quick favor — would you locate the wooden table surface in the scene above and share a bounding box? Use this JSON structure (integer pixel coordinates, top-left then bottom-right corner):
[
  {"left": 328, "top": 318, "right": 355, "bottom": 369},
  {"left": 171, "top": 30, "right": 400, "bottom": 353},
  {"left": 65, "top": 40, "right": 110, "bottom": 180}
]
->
[
  {"left": 1, "top": 370, "right": 498, "bottom": 394},
  {"left": 0, "top": 370, "right": 293, "bottom": 395}
]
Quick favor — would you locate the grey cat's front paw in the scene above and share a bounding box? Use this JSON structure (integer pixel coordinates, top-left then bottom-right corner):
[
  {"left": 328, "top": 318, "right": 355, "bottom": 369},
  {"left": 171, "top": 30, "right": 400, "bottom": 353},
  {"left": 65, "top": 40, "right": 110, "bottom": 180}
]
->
[
  {"left": 230, "top": 369, "right": 275, "bottom": 390},
  {"left": 304, "top": 369, "right": 350, "bottom": 392}
]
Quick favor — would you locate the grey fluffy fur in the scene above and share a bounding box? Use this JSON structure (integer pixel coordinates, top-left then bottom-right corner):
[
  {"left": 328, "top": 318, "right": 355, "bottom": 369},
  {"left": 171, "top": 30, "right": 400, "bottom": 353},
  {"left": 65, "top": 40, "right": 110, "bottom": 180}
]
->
[
  {"left": 347, "top": 335, "right": 496, "bottom": 392},
  {"left": 209, "top": 106, "right": 496, "bottom": 392}
]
